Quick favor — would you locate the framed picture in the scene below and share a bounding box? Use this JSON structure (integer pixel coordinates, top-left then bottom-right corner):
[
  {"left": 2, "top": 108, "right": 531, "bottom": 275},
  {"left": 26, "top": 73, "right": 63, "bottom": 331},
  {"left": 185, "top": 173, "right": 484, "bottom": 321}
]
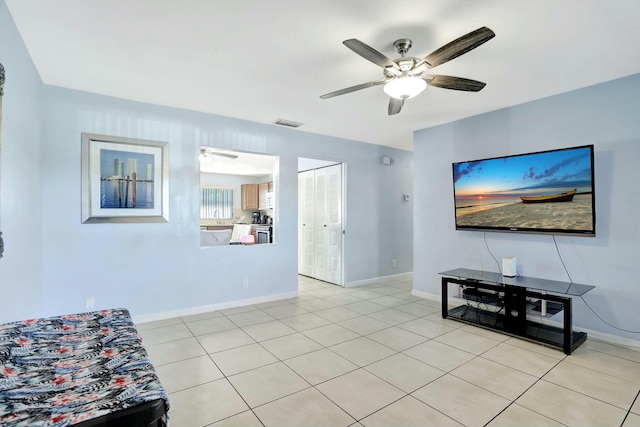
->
[
  {"left": 81, "top": 133, "right": 169, "bottom": 223},
  {"left": 1, "top": 63, "right": 5, "bottom": 256}
]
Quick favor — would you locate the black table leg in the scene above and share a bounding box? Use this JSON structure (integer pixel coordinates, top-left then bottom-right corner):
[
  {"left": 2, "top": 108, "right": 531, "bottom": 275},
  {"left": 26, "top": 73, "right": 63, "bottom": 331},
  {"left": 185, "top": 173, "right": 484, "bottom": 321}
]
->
[
  {"left": 563, "top": 298, "right": 572, "bottom": 355},
  {"left": 442, "top": 277, "right": 448, "bottom": 319}
]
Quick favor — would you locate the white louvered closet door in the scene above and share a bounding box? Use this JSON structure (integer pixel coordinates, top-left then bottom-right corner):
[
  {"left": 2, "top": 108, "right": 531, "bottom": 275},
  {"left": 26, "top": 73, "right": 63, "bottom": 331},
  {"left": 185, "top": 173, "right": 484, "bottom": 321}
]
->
[{"left": 298, "top": 164, "right": 342, "bottom": 285}]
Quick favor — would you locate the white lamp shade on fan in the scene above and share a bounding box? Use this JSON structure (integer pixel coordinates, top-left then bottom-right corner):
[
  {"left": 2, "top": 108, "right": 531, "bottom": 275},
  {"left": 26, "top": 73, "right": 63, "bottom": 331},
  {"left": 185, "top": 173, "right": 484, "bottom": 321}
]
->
[{"left": 383, "top": 77, "right": 427, "bottom": 99}]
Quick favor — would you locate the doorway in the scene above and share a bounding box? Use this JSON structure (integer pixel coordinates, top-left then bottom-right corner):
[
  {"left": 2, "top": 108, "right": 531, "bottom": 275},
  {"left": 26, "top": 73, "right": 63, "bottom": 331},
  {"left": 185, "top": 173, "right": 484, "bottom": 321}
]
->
[{"left": 298, "top": 158, "right": 345, "bottom": 286}]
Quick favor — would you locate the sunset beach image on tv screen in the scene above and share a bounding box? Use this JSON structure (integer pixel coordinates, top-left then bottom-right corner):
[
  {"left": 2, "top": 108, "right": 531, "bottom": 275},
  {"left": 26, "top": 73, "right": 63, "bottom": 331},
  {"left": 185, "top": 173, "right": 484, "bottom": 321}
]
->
[{"left": 452, "top": 145, "right": 595, "bottom": 235}]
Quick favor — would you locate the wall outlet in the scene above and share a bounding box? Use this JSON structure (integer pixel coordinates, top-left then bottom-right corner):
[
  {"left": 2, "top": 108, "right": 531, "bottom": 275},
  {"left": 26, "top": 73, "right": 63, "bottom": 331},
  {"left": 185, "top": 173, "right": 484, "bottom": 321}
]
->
[
  {"left": 242, "top": 279, "right": 249, "bottom": 288},
  {"left": 391, "top": 259, "right": 397, "bottom": 268},
  {"left": 85, "top": 296, "right": 95, "bottom": 310}
]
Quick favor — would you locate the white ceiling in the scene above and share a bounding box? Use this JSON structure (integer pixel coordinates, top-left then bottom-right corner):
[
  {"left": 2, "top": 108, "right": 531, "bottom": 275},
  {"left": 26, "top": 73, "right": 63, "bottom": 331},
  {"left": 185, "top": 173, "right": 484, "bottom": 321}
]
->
[
  {"left": 6, "top": 0, "right": 640, "bottom": 151},
  {"left": 199, "top": 148, "right": 275, "bottom": 176}
]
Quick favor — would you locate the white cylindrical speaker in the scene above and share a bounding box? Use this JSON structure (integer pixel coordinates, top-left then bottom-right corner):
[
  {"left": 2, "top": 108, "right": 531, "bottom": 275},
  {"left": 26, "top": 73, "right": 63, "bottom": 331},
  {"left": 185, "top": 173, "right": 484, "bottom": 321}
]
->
[{"left": 503, "top": 256, "right": 517, "bottom": 277}]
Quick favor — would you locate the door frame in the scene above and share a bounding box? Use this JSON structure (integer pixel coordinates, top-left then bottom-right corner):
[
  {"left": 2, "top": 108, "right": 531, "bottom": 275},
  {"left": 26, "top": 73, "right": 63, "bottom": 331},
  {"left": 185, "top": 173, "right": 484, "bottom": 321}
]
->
[{"left": 297, "top": 157, "right": 346, "bottom": 287}]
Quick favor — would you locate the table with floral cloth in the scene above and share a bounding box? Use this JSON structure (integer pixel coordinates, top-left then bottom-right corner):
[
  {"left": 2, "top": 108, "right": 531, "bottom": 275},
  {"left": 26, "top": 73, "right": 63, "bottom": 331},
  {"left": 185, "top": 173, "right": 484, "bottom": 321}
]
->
[{"left": 0, "top": 308, "right": 169, "bottom": 426}]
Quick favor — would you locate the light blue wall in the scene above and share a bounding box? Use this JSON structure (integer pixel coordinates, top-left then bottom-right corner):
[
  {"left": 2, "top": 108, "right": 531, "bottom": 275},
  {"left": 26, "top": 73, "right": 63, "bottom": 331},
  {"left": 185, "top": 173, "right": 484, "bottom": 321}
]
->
[
  {"left": 0, "top": 1, "right": 44, "bottom": 323},
  {"left": 1, "top": 0, "right": 413, "bottom": 322},
  {"left": 413, "top": 73, "right": 640, "bottom": 341},
  {"left": 36, "top": 86, "right": 413, "bottom": 319}
]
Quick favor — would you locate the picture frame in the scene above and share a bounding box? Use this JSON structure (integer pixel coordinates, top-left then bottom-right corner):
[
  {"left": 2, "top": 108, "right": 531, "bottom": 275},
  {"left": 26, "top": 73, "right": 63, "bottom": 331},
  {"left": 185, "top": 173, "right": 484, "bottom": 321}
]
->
[
  {"left": 81, "top": 133, "right": 169, "bottom": 223},
  {"left": 0, "top": 63, "right": 5, "bottom": 256}
]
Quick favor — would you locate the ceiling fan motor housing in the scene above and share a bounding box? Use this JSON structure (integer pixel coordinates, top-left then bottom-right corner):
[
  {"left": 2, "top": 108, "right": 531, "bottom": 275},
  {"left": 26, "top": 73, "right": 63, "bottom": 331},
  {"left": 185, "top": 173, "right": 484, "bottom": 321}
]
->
[{"left": 393, "top": 38, "right": 412, "bottom": 56}]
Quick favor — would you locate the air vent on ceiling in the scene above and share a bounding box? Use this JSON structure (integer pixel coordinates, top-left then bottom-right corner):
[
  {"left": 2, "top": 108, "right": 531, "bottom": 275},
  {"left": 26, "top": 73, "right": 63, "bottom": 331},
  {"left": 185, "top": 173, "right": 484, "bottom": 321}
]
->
[{"left": 274, "top": 118, "right": 303, "bottom": 128}]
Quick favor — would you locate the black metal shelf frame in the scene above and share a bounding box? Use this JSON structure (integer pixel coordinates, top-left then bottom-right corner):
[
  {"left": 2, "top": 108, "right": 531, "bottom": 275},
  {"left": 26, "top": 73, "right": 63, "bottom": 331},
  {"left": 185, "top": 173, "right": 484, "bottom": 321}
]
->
[{"left": 440, "top": 269, "right": 594, "bottom": 355}]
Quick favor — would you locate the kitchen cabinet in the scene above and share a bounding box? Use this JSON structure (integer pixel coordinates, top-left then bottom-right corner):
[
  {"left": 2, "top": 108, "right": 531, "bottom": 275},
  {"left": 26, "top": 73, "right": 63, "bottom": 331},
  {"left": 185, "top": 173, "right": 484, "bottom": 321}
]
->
[
  {"left": 258, "top": 181, "right": 274, "bottom": 210},
  {"left": 258, "top": 182, "right": 269, "bottom": 210},
  {"left": 241, "top": 184, "right": 258, "bottom": 210}
]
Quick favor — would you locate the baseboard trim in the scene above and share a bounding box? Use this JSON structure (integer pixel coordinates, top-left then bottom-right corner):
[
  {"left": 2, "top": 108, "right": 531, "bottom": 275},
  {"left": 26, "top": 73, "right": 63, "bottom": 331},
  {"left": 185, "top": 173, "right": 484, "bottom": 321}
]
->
[
  {"left": 410, "top": 290, "right": 640, "bottom": 351},
  {"left": 346, "top": 272, "right": 412, "bottom": 288},
  {"left": 411, "top": 289, "right": 441, "bottom": 301},
  {"left": 132, "top": 290, "right": 299, "bottom": 325}
]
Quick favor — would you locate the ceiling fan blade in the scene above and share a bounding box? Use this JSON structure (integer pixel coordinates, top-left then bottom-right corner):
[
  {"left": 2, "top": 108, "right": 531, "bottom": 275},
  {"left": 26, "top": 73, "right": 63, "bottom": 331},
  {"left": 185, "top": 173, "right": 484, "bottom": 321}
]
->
[
  {"left": 202, "top": 148, "right": 238, "bottom": 160},
  {"left": 343, "top": 39, "right": 399, "bottom": 70},
  {"left": 211, "top": 152, "right": 238, "bottom": 159},
  {"left": 422, "top": 26, "right": 495, "bottom": 68},
  {"left": 427, "top": 75, "right": 487, "bottom": 92},
  {"left": 388, "top": 98, "right": 404, "bottom": 115},
  {"left": 320, "top": 79, "right": 388, "bottom": 99}
]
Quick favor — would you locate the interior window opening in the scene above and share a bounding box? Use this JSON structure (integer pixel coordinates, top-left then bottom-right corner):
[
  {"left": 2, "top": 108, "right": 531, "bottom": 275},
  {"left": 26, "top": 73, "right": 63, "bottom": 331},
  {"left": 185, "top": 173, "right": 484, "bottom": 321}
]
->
[{"left": 199, "top": 147, "right": 277, "bottom": 247}]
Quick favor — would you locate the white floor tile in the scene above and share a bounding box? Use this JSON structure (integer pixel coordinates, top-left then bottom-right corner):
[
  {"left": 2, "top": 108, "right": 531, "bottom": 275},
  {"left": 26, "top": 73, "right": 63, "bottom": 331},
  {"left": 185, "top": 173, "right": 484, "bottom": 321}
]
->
[
  {"left": 338, "top": 315, "right": 391, "bottom": 335},
  {"left": 138, "top": 323, "right": 192, "bottom": 346},
  {"left": 486, "top": 404, "right": 565, "bottom": 427},
  {"left": 329, "top": 337, "right": 396, "bottom": 367},
  {"left": 284, "top": 348, "right": 358, "bottom": 385},
  {"left": 516, "top": 380, "right": 627, "bottom": 427},
  {"left": 253, "top": 387, "right": 355, "bottom": 427},
  {"left": 180, "top": 310, "right": 223, "bottom": 323},
  {"left": 154, "top": 355, "right": 223, "bottom": 393},
  {"left": 226, "top": 310, "right": 275, "bottom": 327},
  {"left": 316, "top": 369, "right": 405, "bottom": 420},
  {"left": 137, "top": 276, "right": 636, "bottom": 427},
  {"left": 302, "top": 323, "right": 360, "bottom": 346},
  {"left": 241, "top": 319, "right": 296, "bottom": 342},
  {"left": 293, "top": 298, "right": 338, "bottom": 312},
  {"left": 261, "top": 304, "right": 308, "bottom": 319},
  {"left": 451, "top": 356, "right": 538, "bottom": 401},
  {"left": 366, "top": 308, "right": 417, "bottom": 325},
  {"left": 145, "top": 337, "right": 206, "bottom": 366},
  {"left": 481, "top": 342, "right": 561, "bottom": 377},
  {"left": 260, "top": 332, "right": 323, "bottom": 360},
  {"left": 168, "top": 379, "right": 248, "bottom": 427},
  {"left": 227, "top": 362, "right": 309, "bottom": 407},
  {"left": 396, "top": 317, "right": 456, "bottom": 338},
  {"left": 403, "top": 340, "right": 475, "bottom": 372},
  {"left": 568, "top": 345, "right": 640, "bottom": 384},
  {"left": 434, "top": 328, "right": 502, "bottom": 355},
  {"left": 315, "top": 306, "right": 361, "bottom": 322},
  {"left": 583, "top": 339, "right": 640, "bottom": 363},
  {"left": 279, "top": 312, "right": 332, "bottom": 331},
  {"left": 135, "top": 317, "right": 184, "bottom": 331},
  {"left": 366, "top": 326, "right": 428, "bottom": 351},
  {"left": 542, "top": 360, "right": 639, "bottom": 409},
  {"left": 185, "top": 316, "right": 237, "bottom": 336},
  {"left": 196, "top": 328, "right": 255, "bottom": 354},
  {"left": 360, "top": 395, "right": 463, "bottom": 427},
  {"left": 365, "top": 353, "right": 444, "bottom": 393},
  {"left": 412, "top": 374, "right": 511, "bottom": 427},
  {"left": 632, "top": 397, "right": 640, "bottom": 415},
  {"left": 345, "top": 300, "right": 387, "bottom": 315},
  {"left": 209, "top": 343, "right": 278, "bottom": 376},
  {"left": 210, "top": 410, "right": 263, "bottom": 427},
  {"left": 623, "top": 412, "right": 640, "bottom": 427}
]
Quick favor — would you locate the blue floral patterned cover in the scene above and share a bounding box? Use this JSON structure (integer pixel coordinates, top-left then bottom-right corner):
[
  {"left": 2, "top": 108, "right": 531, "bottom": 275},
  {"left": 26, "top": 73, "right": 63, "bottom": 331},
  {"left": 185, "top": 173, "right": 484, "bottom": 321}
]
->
[{"left": 0, "top": 308, "right": 169, "bottom": 426}]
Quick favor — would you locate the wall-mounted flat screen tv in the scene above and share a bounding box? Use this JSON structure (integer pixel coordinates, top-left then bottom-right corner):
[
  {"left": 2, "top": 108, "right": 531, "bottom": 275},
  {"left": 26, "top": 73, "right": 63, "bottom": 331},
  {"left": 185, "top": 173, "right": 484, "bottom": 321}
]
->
[{"left": 452, "top": 145, "right": 595, "bottom": 236}]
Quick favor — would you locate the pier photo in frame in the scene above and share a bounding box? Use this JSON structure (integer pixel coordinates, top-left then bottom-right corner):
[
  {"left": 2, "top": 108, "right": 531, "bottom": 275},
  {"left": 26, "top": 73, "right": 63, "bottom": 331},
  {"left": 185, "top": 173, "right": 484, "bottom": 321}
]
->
[{"left": 81, "top": 133, "right": 169, "bottom": 223}]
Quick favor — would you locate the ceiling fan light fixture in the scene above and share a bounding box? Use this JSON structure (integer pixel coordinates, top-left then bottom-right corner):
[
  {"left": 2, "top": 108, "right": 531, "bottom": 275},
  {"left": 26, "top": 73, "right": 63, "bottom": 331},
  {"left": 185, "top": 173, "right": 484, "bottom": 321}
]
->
[{"left": 383, "top": 76, "right": 427, "bottom": 100}]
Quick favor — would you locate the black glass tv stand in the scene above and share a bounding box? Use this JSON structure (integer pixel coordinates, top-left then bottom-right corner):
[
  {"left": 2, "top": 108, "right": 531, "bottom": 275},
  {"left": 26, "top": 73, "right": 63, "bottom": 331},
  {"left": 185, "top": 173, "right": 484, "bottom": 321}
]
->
[{"left": 439, "top": 268, "right": 595, "bottom": 355}]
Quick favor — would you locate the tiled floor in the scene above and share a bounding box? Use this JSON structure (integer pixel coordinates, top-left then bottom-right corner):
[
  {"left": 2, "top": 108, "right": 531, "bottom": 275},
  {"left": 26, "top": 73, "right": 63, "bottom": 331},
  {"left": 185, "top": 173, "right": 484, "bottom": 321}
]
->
[{"left": 137, "top": 275, "right": 640, "bottom": 427}]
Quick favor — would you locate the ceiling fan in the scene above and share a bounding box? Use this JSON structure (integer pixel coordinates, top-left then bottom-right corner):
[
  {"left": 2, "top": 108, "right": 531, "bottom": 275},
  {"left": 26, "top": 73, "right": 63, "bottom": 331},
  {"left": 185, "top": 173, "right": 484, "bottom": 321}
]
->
[
  {"left": 320, "top": 26, "right": 495, "bottom": 115},
  {"left": 200, "top": 148, "right": 238, "bottom": 160}
]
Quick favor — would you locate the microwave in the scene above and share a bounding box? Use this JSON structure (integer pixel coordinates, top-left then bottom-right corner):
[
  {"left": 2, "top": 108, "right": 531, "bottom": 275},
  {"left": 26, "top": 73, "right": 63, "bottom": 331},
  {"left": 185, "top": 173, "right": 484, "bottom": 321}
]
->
[{"left": 266, "top": 192, "right": 274, "bottom": 209}]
